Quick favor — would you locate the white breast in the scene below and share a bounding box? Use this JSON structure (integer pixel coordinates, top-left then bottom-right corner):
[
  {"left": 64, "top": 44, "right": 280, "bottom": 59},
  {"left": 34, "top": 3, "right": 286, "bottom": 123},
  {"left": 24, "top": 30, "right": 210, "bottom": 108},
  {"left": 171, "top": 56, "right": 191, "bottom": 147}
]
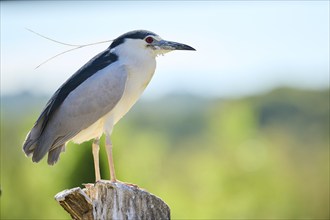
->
[{"left": 109, "top": 57, "right": 156, "bottom": 125}]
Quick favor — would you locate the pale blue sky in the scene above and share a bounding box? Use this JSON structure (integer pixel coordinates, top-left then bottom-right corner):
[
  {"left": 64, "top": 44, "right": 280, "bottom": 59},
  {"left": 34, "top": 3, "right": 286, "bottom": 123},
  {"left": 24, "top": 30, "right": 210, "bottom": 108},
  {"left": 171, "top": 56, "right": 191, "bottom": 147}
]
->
[{"left": 1, "top": 1, "right": 329, "bottom": 98}]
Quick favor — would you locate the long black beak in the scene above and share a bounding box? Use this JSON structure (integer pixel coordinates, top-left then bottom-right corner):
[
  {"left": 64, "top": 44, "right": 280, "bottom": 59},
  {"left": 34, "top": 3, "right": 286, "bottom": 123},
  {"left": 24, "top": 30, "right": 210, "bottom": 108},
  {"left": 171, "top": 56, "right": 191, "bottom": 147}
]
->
[{"left": 156, "top": 40, "right": 196, "bottom": 51}]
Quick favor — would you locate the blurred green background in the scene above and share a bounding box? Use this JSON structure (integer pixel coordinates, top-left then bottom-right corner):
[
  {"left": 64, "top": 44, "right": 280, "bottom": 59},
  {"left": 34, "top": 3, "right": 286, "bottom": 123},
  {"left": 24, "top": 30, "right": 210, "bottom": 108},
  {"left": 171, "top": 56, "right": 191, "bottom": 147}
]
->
[{"left": 1, "top": 87, "right": 329, "bottom": 219}]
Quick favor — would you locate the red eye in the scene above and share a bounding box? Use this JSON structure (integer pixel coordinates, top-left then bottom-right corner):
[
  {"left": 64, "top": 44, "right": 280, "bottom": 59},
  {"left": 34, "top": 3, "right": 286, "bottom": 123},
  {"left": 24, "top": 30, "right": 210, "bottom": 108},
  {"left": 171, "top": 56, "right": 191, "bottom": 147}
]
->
[{"left": 145, "top": 36, "right": 154, "bottom": 44}]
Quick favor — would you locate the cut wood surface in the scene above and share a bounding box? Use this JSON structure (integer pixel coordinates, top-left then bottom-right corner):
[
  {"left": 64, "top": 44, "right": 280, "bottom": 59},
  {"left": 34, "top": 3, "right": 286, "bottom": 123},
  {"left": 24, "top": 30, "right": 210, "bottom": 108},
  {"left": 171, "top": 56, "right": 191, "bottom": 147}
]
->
[{"left": 55, "top": 180, "right": 170, "bottom": 220}]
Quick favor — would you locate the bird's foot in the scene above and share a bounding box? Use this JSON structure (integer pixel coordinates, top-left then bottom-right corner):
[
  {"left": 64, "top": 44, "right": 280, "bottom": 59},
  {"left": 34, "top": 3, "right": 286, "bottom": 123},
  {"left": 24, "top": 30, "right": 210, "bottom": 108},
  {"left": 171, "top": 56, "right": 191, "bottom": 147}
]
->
[
  {"left": 111, "top": 179, "right": 139, "bottom": 188},
  {"left": 92, "top": 179, "right": 139, "bottom": 188}
]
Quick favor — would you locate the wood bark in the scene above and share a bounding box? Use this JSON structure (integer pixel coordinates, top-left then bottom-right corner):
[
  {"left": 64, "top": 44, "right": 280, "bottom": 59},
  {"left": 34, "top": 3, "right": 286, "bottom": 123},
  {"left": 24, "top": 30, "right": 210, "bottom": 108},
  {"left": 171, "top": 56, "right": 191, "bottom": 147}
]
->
[{"left": 55, "top": 180, "right": 170, "bottom": 220}]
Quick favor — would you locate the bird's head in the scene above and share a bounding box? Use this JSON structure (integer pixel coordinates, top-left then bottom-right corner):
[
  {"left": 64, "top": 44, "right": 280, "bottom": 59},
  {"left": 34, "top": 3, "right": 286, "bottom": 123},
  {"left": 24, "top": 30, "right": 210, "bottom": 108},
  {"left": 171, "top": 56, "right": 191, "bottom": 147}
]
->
[{"left": 109, "top": 30, "right": 195, "bottom": 58}]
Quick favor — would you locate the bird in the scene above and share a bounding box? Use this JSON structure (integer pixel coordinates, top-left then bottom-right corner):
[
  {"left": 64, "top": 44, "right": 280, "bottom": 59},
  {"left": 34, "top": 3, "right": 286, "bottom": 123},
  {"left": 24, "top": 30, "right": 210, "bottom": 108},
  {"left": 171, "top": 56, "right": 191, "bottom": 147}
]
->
[{"left": 22, "top": 30, "right": 195, "bottom": 182}]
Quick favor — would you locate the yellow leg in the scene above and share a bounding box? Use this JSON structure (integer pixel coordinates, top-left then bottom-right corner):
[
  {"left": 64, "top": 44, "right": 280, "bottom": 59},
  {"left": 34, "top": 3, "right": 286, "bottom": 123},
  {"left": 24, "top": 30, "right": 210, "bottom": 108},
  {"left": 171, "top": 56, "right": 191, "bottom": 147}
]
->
[
  {"left": 92, "top": 139, "right": 101, "bottom": 182},
  {"left": 105, "top": 135, "right": 117, "bottom": 182}
]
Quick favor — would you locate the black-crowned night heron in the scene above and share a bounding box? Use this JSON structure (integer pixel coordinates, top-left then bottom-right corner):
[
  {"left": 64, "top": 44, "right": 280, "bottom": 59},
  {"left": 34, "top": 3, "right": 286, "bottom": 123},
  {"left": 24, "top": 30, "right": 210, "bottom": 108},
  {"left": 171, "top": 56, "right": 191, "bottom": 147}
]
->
[{"left": 23, "top": 30, "right": 195, "bottom": 182}]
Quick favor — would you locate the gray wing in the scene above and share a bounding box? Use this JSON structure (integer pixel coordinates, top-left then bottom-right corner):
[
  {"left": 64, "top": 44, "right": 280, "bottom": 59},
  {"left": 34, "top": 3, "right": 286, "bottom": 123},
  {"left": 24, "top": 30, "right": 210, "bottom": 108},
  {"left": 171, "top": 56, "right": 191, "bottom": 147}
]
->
[
  {"left": 23, "top": 48, "right": 118, "bottom": 160},
  {"left": 25, "top": 64, "right": 128, "bottom": 165}
]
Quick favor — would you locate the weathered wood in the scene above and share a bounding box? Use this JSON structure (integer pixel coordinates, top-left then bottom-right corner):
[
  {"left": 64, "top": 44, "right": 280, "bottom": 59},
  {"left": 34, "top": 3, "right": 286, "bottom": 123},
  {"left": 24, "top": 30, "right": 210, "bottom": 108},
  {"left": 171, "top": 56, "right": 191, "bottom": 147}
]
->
[{"left": 55, "top": 180, "right": 170, "bottom": 220}]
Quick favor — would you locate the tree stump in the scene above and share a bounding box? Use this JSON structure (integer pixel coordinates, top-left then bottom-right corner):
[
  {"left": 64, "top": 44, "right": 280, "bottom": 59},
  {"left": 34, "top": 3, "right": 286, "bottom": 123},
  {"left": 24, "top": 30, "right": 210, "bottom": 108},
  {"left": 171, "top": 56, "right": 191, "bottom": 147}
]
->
[{"left": 54, "top": 180, "right": 170, "bottom": 220}]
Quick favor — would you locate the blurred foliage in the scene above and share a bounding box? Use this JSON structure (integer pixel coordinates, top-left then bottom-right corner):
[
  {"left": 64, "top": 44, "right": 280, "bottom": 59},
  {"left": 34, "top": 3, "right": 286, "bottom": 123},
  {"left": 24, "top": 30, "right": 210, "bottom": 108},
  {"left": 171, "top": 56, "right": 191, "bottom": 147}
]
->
[{"left": 0, "top": 87, "right": 329, "bottom": 219}]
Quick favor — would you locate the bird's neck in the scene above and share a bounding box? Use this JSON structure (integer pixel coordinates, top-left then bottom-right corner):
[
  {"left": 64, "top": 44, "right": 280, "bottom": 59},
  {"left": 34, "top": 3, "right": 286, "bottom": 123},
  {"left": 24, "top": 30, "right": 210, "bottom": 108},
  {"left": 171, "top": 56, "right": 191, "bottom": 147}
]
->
[{"left": 112, "top": 43, "right": 156, "bottom": 75}]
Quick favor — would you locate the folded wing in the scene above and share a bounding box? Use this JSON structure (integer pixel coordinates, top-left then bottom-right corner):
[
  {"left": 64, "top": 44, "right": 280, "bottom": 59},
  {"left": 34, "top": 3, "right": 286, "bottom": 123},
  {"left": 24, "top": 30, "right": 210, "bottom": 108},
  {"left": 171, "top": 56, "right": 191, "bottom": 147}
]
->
[{"left": 23, "top": 49, "right": 127, "bottom": 165}]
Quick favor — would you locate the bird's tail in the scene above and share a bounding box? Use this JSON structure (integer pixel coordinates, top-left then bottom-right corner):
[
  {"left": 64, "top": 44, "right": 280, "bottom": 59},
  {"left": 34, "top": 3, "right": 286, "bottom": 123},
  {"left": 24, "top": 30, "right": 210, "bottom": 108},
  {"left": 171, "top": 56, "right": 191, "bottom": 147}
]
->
[
  {"left": 22, "top": 121, "right": 61, "bottom": 165},
  {"left": 47, "top": 145, "right": 65, "bottom": 165},
  {"left": 22, "top": 126, "right": 41, "bottom": 157}
]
